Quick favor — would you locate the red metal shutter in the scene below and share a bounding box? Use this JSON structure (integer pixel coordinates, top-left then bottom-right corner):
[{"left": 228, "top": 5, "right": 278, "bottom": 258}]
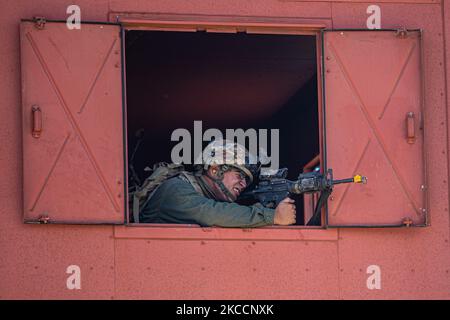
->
[
  {"left": 20, "top": 21, "right": 125, "bottom": 224},
  {"left": 323, "top": 30, "right": 426, "bottom": 227}
]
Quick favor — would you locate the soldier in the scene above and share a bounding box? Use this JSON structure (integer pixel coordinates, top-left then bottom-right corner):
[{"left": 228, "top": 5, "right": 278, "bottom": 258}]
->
[{"left": 139, "top": 140, "right": 296, "bottom": 227}]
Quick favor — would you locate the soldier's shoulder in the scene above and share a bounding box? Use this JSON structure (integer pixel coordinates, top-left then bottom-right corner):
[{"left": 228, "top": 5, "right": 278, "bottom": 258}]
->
[{"left": 160, "top": 174, "right": 194, "bottom": 191}]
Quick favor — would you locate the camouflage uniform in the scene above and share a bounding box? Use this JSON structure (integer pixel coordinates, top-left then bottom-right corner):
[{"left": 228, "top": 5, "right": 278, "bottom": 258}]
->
[{"left": 139, "top": 172, "right": 275, "bottom": 227}]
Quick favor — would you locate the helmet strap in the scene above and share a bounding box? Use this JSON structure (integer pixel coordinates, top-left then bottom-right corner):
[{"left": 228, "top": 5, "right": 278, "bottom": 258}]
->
[
  {"left": 215, "top": 180, "right": 235, "bottom": 202},
  {"left": 204, "top": 166, "right": 235, "bottom": 202}
]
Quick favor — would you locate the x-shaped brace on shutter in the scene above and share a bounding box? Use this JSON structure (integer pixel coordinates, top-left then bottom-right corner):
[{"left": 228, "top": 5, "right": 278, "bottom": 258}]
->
[
  {"left": 327, "top": 40, "right": 421, "bottom": 216},
  {"left": 26, "top": 31, "right": 121, "bottom": 212}
]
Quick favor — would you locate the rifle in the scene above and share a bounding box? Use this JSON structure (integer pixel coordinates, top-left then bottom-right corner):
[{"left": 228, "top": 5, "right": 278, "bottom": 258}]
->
[{"left": 240, "top": 168, "right": 367, "bottom": 225}]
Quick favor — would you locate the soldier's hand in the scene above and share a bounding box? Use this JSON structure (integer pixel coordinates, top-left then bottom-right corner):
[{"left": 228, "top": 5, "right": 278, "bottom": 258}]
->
[{"left": 273, "top": 197, "right": 296, "bottom": 225}]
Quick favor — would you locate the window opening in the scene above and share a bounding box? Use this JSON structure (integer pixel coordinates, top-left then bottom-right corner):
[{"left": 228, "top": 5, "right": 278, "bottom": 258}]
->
[{"left": 125, "top": 30, "right": 320, "bottom": 226}]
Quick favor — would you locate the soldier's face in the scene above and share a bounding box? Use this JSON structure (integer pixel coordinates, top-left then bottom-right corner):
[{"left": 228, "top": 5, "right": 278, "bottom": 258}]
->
[{"left": 222, "top": 169, "right": 248, "bottom": 200}]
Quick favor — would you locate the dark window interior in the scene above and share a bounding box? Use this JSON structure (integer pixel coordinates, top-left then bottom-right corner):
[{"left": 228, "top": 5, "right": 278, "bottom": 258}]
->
[{"left": 125, "top": 30, "right": 319, "bottom": 225}]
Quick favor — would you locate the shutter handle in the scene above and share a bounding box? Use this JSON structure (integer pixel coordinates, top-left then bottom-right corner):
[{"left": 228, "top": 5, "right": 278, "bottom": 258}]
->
[
  {"left": 406, "top": 112, "right": 415, "bottom": 144},
  {"left": 32, "top": 105, "right": 42, "bottom": 138}
]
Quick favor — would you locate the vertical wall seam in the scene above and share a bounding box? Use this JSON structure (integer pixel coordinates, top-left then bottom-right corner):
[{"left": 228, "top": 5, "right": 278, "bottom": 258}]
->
[
  {"left": 330, "top": 2, "right": 334, "bottom": 29},
  {"left": 107, "top": 0, "right": 111, "bottom": 21},
  {"left": 441, "top": 0, "right": 450, "bottom": 240},
  {"left": 112, "top": 227, "right": 117, "bottom": 300},
  {"left": 337, "top": 229, "right": 342, "bottom": 299}
]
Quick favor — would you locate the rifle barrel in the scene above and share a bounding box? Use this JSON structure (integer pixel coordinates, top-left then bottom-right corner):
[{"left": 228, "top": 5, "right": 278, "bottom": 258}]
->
[
  {"left": 332, "top": 175, "right": 367, "bottom": 185},
  {"left": 332, "top": 178, "right": 355, "bottom": 185}
]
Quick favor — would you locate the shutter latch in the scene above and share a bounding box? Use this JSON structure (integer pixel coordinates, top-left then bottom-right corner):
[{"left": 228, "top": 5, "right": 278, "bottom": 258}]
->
[
  {"left": 33, "top": 17, "right": 46, "bottom": 30},
  {"left": 406, "top": 112, "right": 416, "bottom": 144},
  {"left": 32, "top": 105, "right": 42, "bottom": 139}
]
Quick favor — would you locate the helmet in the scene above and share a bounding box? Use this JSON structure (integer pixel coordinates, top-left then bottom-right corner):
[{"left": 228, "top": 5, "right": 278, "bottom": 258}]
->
[{"left": 198, "top": 139, "right": 260, "bottom": 184}]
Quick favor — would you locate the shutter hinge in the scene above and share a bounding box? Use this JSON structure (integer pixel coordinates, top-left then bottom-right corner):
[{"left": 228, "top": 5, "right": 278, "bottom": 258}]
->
[
  {"left": 33, "top": 16, "right": 46, "bottom": 30},
  {"left": 38, "top": 214, "right": 50, "bottom": 224},
  {"left": 396, "top": 27, "right": 408, "bottom": 39},
  {"left": 402, "top": 217, "right": 413, "bottom": 227}
]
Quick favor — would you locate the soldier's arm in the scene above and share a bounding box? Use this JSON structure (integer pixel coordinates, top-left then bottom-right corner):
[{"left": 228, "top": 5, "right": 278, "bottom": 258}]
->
[{"left": 159, "top": 177, "right": 275, "bottom": 227}]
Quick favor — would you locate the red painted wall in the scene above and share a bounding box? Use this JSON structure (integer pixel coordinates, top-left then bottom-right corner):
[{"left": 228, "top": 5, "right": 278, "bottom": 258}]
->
[{"left": 1, "top": 0, "right": 449, "bottom": 299}]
